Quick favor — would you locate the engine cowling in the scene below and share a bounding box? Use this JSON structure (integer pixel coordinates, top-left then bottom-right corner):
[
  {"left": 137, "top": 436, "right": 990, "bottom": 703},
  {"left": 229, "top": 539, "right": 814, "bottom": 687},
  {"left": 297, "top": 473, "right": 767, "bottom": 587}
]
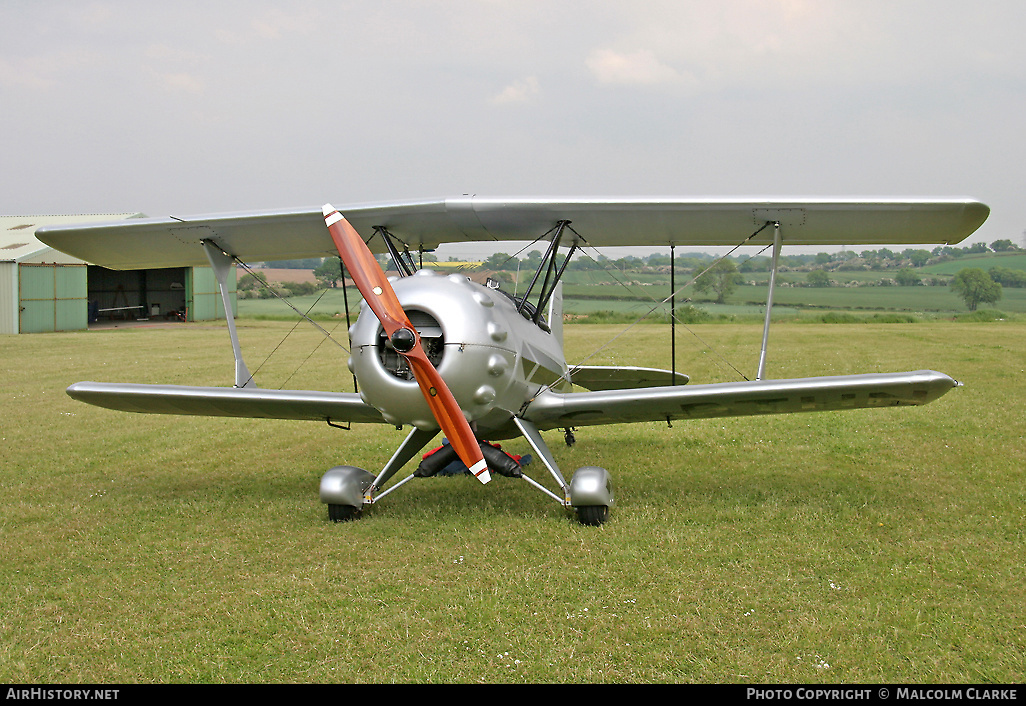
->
[{"left": 347, "top": 270, "right": 525, "bottom": 432}]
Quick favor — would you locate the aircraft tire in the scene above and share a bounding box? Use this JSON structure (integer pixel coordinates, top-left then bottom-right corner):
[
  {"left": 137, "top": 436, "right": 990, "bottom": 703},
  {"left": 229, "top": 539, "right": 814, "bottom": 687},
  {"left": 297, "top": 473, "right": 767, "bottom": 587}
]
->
[
  {"left": 328, "top": 504, "right": 361, "bottom": 522},
  {"left": 576, "top": 505, "right": 610, "bottom": 526}
]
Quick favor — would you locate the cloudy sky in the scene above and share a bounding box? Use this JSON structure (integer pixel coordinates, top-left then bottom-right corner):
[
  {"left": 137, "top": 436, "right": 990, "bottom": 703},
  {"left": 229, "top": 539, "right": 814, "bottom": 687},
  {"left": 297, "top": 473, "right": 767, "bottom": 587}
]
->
[{"left": 3, "top": 0, "right": 1024, "bottom": 254}]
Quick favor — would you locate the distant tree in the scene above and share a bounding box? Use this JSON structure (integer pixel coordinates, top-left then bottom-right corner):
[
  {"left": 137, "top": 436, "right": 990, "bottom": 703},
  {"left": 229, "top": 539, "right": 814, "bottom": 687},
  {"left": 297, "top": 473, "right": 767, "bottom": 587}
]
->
[
  {"left": 483, "top": 252, "right": 515, "bottom": 270},
  {"left": 988, "top": 266, "right": 1026, "bottom": 287},
  {"left": 903, "top": 249, "right": 932, "bottom": 267},
  {"left": 950, "top": 268, "right": 1002, "bottom": 311},
  {"left": 895, "top": 267, "right": 922, "bottom": 286},
  {"left": 739, "top": 256, "right": 769, "bottom": 272},
  {"left": 314, "top": 258, "right": 343, "bottom": 288},
  {"left": 694, "top": 260, "right": 740, "bottom": 303},
  {"left": 237, "top": 273, "right": 260, "bottom": 291},
  {"left": 280, "top": 281, "right": 317, "bottom": 297},
  {"left": 806, "top": 270, "right": 831, "bottom": 287},
  {"left": 523, "top": 250, "right": 543, "bottom": 268},
  {"left": 990, "top": 239, "right": 1017, "bottom": 252}
]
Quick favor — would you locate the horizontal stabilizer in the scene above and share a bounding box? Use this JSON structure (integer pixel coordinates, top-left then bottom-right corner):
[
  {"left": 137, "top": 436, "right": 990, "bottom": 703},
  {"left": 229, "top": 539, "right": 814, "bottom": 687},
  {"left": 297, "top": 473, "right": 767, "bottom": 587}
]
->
[
  {"left": 66, "top": 382, "right": 387, "bottom": 424},
  {"left": 525, "top": 370, "right": 957, "bottom": 430},
  {"left": 570, "top": 365, "right": 689, "bottom": 391}
]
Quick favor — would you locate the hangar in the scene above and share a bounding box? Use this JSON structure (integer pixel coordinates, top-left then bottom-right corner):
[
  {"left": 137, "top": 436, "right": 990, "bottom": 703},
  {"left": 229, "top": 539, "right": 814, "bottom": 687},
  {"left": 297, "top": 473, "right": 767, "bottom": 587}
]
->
[{"left": 1, "top": 214, "right": 236, "bottom": 334}]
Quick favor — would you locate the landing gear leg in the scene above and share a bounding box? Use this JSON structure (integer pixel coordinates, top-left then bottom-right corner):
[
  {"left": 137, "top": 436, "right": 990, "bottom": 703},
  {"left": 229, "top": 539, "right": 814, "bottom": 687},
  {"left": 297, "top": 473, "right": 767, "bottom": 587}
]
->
[
  {"left": 512, "top": 418, "right": 614, "bottom": 525},
  {"left": 320, "top": 428, "right": 438, "bottom": 522}
]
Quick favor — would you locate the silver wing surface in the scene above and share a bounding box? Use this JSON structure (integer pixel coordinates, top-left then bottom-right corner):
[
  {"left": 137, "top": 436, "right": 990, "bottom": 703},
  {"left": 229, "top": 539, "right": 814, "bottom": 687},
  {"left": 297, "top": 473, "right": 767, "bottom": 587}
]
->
[
  {"left": 66, "top": 382, "right": 386, "bottom": 424},
  {"left": 36, "top": 197, "right": 988, "bottom": 270},
  {"left": 523, "top": 370, "right": 957, "bottom": 430},
  {"left": 569, "top": 365, "right": 689, "bottom": 391}
]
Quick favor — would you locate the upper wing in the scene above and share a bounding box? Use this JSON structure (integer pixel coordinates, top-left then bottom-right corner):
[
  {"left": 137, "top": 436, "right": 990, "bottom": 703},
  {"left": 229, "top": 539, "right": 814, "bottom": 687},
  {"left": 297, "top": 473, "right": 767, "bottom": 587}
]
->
[
  {"left": 36, "top": 197, "right": 988, "bottom": 270},
  {"left": 523, "top": 370, "right": 957, "bottom": 430},
  {"left": 66, "top": 382, "right": 387, "bottom": 424}
]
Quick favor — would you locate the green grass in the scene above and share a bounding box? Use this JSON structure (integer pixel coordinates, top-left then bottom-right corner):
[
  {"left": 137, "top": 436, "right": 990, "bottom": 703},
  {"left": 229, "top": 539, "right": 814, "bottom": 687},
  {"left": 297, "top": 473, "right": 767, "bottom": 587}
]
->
[
  {"left": 2, "top": 321, "right": 1024, "bottom": 682},
  {"left": 236, "top": 267, "right": 1026, "bottom": 326}
]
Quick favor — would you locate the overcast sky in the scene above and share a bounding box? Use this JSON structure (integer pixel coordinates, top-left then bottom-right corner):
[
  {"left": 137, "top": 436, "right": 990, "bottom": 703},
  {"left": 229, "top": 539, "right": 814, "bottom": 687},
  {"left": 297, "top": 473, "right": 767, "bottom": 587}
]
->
[{"left": 3, "top": 0, "right": 1024, "bottom": 256}]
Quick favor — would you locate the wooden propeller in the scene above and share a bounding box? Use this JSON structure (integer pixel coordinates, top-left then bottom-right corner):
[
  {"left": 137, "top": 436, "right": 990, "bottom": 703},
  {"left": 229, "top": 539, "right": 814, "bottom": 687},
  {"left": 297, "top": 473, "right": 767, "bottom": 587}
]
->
[{"left": 322, "top": 204, "right": 490, "bottom": 483}]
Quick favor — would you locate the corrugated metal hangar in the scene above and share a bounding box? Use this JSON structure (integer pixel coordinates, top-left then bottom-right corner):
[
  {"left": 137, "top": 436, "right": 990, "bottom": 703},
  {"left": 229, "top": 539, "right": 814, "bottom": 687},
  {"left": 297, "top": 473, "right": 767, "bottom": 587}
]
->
[{"left": 1, "top": 214, "right": 236, "bottom": 334}]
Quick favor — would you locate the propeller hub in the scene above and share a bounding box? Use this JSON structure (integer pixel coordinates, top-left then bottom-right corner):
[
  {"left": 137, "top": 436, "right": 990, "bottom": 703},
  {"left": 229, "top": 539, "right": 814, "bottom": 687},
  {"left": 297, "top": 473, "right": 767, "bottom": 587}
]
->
[{"left": 389, "top": 327, "right": 417, "bottom": 353}]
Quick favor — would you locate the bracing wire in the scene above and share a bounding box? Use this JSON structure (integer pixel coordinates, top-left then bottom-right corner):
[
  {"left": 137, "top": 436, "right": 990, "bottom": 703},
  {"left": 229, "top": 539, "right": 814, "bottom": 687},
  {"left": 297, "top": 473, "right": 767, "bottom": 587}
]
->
[
  {"left": 233, "top": 259, "right": 351, "bottom": 388},
  {"left": 530, "top": 221, "right": 776, "bottom": 401}
]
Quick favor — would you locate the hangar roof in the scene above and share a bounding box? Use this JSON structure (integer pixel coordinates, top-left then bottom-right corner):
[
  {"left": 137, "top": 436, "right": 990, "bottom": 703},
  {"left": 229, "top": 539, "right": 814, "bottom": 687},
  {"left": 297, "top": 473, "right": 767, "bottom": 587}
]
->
[{"left": 1, "top": 213, "right": 143, "bottom": 264}]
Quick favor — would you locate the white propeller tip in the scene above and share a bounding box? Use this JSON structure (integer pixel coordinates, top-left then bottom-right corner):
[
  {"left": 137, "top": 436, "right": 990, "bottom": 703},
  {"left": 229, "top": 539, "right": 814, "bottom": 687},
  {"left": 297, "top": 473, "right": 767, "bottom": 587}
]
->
[
  {"left": 322, "top": 204, "right": 343, "bottom": 226},
  {"left": 470, "top": 459, "right": 491, "bottom": 484}
]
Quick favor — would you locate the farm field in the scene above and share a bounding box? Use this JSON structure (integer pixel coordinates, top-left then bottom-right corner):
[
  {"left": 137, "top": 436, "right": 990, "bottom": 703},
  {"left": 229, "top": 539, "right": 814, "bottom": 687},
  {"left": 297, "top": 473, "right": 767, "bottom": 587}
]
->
[
  {"left": 237, "top": 280, "right": 1026, "bottom": 322},
  {"left": 1, "top": 320, "right": 1024, "bottom": 683},
  {"left": 919, "top": 252, "right": 1026, "bottom": 275}
]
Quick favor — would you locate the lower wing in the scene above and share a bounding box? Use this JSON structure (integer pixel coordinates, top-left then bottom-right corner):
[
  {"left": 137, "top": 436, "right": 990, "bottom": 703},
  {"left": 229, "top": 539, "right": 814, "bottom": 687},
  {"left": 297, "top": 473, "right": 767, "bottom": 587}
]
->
[
  {"left": 66, "top": 382, "right": 386, "bottom": 425},
  {"left": 524, "top": 370, "right": 957, "bottom": 429}
]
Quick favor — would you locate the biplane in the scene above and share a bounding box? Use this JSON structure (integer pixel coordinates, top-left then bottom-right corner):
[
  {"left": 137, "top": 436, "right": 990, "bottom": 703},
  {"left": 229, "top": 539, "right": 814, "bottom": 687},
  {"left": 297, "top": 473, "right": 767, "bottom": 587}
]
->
[{"left": 37, "top": 197, "right": 989, "bottom": 524}]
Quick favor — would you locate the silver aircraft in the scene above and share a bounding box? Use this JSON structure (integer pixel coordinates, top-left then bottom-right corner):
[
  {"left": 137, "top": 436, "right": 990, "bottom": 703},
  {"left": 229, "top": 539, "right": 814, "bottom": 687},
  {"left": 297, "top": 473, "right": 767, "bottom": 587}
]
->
[{"left": 37, "top": 197, "right": 989, "bottom": 525}]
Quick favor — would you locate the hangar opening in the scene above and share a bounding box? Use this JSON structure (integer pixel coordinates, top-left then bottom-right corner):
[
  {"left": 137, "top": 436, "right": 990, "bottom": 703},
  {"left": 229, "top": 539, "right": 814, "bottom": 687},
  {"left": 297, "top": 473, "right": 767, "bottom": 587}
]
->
[
  {"left": 85, "top": 264, "right": 229, "bottom": 325},
  {"left": 87, "top": 266, "right": 187, "bottom": 322}
]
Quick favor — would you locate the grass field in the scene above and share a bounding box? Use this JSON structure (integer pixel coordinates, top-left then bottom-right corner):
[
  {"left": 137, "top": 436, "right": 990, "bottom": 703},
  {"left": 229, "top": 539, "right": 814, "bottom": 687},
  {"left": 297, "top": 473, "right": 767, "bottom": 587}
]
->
[
  {"left": 236, "top": 275, "right": 1026, "bottom": 326},
  {"left": 920, "top": 252, "right": 1026, "bottom": 275},
  {"left": 2, "top": 320, "right": 1024, "bottom": 683}
]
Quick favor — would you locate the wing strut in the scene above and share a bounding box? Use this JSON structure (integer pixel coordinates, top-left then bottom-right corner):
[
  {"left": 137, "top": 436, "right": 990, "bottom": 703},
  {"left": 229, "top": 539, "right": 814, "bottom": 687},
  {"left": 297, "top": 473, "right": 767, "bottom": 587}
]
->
[
  {"left": 756, "top": 222, "right": 782, "bottom": 381},
  {"left": 518, "top": 220, "right": 574, "bottom": 323},
  {"left": 374, "top": 226, "right": 418, "bottom": 276},
  {"left": 202, "top": 240, "right": 256, "bottom": 389},
  {"left": 670, "top": 244, "right": 677, "bottom": 384}
]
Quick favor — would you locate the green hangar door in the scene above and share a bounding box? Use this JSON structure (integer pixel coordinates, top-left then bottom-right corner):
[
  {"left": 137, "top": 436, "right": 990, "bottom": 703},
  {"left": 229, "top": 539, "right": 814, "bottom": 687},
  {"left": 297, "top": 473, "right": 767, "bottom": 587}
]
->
[{"left": 18, "top": 263, "right": 87, "bottom": 333}]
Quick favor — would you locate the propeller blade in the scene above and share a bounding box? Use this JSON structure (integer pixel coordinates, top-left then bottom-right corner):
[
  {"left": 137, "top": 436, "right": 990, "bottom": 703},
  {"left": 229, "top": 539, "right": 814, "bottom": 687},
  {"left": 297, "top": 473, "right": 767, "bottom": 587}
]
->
[{"left": 322, "top": 204, "right": 491, "bottom": 483}]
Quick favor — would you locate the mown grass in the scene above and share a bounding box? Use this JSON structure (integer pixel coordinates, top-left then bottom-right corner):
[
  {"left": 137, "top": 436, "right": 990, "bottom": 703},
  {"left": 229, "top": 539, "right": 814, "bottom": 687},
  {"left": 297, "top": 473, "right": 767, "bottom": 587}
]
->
[{"left": 1, "top": 321, "right": 1023, "bottom": 683}]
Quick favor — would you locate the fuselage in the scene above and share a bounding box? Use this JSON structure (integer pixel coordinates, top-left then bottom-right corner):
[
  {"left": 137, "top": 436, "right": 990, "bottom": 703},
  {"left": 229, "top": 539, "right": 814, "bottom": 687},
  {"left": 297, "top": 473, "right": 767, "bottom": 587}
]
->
[{"left": 347, "top": 270, "right": 568, "bottom": 436}]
